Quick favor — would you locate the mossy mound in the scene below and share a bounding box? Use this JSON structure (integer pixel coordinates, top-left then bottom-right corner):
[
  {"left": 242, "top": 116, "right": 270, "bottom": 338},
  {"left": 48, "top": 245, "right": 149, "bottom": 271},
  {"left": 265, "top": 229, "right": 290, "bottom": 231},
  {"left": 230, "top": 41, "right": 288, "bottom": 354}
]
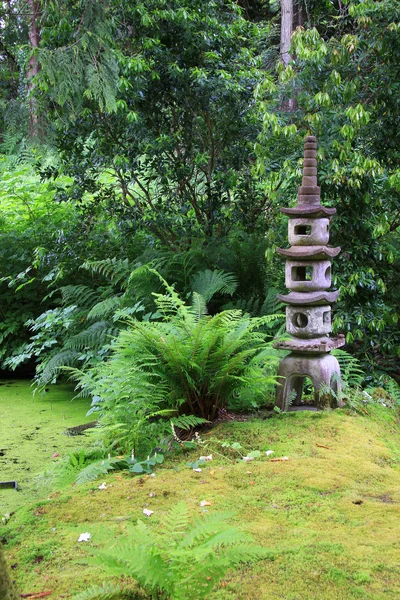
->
[{"left": 1, "top": 402, "right": 400, "bottom": 599}]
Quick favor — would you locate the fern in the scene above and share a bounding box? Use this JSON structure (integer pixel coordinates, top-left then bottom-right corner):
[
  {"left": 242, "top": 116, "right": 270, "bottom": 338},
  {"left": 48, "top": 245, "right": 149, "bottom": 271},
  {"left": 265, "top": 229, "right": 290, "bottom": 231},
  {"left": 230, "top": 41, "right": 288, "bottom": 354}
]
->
[
  {"left": 191, "top": 269, "right": 238, "bottom": 303},
  {"left": 71, "top": 584, "right": 136, "bottom": 599},
  {"left": 65, "top": 322, "right": 119, "bottom": 351},
  {"left": 171, "top": 414, "right": 209, "bottom": 430},
  {"left": 383, "top": 376, "right": 400, "bottom": 405},
  {"left": 61, "top": 285, "right": 99, "bottom": 309},
  {"left": 332, "top": 349, "right": 365, "bottom": 387},
  {"left": 74, "top": 458, "right": 115, "bottom": 485},
  {"left": 69, "top": 272, "right": 282, "bottom": 452},
  {"left": 87, "top": 296, "right": 122, "bottom": 321},
  {"left": 86, "top": 502, "right": 270, "bottom": 600}
]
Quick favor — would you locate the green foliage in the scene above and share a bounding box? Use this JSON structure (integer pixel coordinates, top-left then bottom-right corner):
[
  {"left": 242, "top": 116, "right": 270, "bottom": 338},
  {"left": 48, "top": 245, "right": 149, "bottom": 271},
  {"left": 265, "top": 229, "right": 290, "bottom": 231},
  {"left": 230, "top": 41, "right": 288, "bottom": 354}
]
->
[
  {"left": 255, "top": 0, "right": 400, "bottom": 362},
  {"left": 70, "top": 270, "right": 283, "bottom": 453},
  {"left": 332, "top": 349, "right": 365, "bottom": 387},
  {"left": 71, "top": 585, "right": 136, "bottom": 600},
  {"left": 78, "top": 502, "right": 269, "bottom": 600}
]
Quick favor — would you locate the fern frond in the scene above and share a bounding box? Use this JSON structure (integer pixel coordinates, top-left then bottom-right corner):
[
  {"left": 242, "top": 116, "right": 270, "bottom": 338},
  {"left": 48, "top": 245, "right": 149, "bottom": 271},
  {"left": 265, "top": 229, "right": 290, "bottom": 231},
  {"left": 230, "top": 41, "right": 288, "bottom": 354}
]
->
[
  {"left": 74, "top": 459, "right": 113, "bottom": 484},
  {"left": 191, "top": 269, "right": 238, "bottom": 303},
  {"left": 36, "top": 349, "right": 80, "bottom": 386},
  {"left": 87, "top": 296, "right": 121, "bottom": 321},
  {"left": 61, "top": 285, "right": 98, "bottom": 309},
  {"left": 171, "top": 414, "right": 209, "bottom": 430},
  {"left": 190, "top": 292, "right": 207, "bottom": 322},
  {"left": 65, "top": 322, "right": 119, "bottom": 351},
  {"left": 332, "top": 349, "right": 365, "bottom": 387},
  {"left": 384, "top": 376, "right": 400, "bottom": 405},
  {"left": 82, "top": 258, "right": 132, "bottom": 286},
  {"left": 71, "top": 583, "right": 132, "bottom": 600}
]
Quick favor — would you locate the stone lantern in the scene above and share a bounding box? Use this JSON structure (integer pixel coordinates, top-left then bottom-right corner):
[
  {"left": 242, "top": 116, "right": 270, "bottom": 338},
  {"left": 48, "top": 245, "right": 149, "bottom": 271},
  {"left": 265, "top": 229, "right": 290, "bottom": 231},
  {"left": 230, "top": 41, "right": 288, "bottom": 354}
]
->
[{"left": 274, "top": 136, "right": 345, "bottom": 410}]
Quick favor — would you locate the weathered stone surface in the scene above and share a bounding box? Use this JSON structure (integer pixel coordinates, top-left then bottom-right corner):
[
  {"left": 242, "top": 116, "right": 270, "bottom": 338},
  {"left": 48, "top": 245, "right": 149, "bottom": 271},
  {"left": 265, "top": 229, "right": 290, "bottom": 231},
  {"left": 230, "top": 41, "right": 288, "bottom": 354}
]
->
[
  {"left": 281, "top": 205, "right": 336, "bottom": 217},
  {"left": 285, "top": 260, "right": 331, "bottom": 292},
  {"left": 274, "top": 135, "right": 345, "bottom": 411},
  {"left": 277, "top": 290, "right": 340, "bottom": 305},
  {"left": 288, "top": 218, "right": 330, "bottom": 246},
  {"left": 276, "top": 245, "right": 340, "bottom": 260},
  {"left": 286, "top": 305, "right": 331, "bottom": 338},
  {"left": 274, "top": 334, "right": 345, "bottom": 353},
  {"left": 275, "top": 353, "right": 342, "bottom": 410}
]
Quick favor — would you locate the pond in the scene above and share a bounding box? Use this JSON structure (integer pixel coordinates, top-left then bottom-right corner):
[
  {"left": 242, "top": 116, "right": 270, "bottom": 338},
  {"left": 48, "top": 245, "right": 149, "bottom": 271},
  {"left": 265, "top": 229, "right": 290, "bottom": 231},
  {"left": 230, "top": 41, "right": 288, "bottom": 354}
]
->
[{"left": 0, "top": 380, "right": 92, "bottom": 514}]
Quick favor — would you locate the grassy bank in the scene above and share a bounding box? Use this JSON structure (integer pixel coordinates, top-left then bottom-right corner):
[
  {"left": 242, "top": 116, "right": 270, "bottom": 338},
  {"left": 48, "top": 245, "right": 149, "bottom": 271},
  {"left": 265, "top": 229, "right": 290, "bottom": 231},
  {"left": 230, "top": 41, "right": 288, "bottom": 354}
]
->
[
  {"left": 1, "top": 404, "right": 400, "bottom": 599},
  {"left": 0, "top": 380, "right": 91, "bottom": 514}
]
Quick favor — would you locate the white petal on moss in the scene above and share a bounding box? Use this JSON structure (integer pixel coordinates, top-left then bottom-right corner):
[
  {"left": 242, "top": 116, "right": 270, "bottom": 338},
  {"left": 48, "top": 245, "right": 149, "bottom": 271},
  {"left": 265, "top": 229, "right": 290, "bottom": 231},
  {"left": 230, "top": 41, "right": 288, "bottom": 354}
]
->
[
  {"left": 200, "top": 500, "right": 212, "bottom": 507},
  {"left": 78, "top": 533, "right": 91, "bottom": 542},
  {"left": 265, "top": 450, "right": 274, "bottom": 456},
  {"left": 199, "top": 455, "right": 213, "bottom": 461},
  {"left": 193, "top": 468, "right": 202, "bottom": 472},
  {"left": 98, "top": 482, "right": 107, "bottom": 490},
  {"left": 143, "top": 509, "right": 154, "bottom": 517}
]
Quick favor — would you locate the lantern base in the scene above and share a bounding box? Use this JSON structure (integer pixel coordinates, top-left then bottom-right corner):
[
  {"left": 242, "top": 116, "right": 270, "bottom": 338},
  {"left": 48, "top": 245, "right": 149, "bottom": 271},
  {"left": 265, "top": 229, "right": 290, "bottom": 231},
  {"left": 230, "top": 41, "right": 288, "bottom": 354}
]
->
[{"left": 275, "top": 352, "right": 342, "bottom": 410}]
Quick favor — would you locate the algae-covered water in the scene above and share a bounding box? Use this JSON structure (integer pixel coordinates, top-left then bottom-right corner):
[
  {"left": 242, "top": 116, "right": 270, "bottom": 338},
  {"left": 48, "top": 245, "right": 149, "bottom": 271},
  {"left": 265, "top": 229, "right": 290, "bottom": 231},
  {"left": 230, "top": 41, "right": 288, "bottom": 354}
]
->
[{"left": 0, "top": 380, "right": 91, "bottom": 513}]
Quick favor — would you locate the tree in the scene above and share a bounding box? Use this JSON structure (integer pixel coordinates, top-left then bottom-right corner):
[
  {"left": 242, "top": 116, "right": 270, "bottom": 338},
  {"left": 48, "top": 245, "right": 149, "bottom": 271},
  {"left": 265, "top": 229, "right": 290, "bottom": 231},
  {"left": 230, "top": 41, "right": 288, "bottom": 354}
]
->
[
  {"left": 33, "top": 0, "right": 272, "bottom": 246},
  {"left": 256, "top": 0, "right": 400, "bottom": 362}
]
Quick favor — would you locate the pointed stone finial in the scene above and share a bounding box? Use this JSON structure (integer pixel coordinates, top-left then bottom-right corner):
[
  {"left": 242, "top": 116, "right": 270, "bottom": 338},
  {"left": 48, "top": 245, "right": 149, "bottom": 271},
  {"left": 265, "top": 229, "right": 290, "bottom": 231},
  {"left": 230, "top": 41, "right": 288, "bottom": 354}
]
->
[{"left": 298, "top": 135, "right": 320, "bottom": 206}]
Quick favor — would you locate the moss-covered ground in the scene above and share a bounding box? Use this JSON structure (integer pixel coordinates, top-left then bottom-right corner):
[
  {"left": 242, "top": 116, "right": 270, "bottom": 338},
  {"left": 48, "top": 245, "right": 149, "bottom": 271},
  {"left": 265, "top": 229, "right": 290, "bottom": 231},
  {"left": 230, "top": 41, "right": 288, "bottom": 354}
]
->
[{"left": 1, "top": 382, "right": 400, "bottom": 599}]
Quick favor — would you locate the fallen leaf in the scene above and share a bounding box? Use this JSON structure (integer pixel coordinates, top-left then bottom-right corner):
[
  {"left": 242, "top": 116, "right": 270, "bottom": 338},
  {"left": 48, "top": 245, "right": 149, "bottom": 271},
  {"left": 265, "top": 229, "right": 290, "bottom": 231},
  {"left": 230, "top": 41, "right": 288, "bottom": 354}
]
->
[
  {"left": 143, "top": 508, "right": 154, "bottom": 517},
  {"left": 77, "top": 533, "right": 91, "bottom": 542},
  {"left": 269, "top": 457, "right": 289, "bottom": 462},
  {"left": 221, "top": 582, "right": 227, "bottom": 588},
  {"left": 249, "top": 481, "right": 255, "bottom": 485},
  {"left": 20, "top": 592, "right": 53, "bottom": 599},
  {"left": 209, "top": 470, "right": 215, "bottom": 475},
  {"left": 316, "top": 443, "right": 329, "bottom": 450},
  {"left": 246, "top": 471, "right": 252, "bottom": 474},
  {"left": 200, "top": 500, "right": 212, "bottom": 507}
]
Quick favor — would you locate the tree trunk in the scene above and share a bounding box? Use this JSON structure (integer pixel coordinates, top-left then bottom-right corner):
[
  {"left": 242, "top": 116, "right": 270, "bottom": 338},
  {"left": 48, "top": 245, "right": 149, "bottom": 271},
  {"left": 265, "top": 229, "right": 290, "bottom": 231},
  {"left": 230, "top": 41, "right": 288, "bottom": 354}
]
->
[
  {"left": 0, "top": 543, "right": 19, "bottom": 600},
  {"left": 280, "top": 0, "right": 293, "bottom": 67},
  {"left": 27, "top": 0, "right": 41, "bottom": 138}
]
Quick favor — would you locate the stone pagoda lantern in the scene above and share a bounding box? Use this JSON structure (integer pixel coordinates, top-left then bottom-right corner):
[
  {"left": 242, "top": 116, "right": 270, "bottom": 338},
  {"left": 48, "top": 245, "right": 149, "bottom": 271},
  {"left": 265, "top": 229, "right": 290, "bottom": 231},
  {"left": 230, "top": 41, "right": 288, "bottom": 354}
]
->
[{"left": 274, "top": 135, "right": 345, "bottom": 410}]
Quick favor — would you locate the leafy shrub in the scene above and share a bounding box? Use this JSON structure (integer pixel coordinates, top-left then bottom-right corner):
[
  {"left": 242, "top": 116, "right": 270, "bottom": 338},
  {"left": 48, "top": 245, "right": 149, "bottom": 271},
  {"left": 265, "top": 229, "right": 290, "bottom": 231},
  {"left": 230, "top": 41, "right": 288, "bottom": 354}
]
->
[
  {"left": 72, "top": 502, "right": 270, "bottom": 600},
  {"left": 71, "top": 270, "right": 283, "bottom": 453}
]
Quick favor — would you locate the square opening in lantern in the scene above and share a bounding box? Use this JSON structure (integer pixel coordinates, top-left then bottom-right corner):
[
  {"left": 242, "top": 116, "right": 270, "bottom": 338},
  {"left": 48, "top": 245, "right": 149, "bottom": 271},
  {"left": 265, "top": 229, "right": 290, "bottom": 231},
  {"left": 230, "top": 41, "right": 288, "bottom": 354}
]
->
[
  {"left": 294, "top": 224, "right": 312, "bottom": 236},
  {"left": 292, "top": 265, "right": 313, "bottom": 281}
]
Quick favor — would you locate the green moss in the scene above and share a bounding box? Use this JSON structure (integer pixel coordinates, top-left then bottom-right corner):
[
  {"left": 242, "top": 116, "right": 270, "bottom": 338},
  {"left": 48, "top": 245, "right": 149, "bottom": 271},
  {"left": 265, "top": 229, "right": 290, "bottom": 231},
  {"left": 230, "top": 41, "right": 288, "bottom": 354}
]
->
[{"left": 1, "top": 387, "right": 400, "bottom": 599}]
